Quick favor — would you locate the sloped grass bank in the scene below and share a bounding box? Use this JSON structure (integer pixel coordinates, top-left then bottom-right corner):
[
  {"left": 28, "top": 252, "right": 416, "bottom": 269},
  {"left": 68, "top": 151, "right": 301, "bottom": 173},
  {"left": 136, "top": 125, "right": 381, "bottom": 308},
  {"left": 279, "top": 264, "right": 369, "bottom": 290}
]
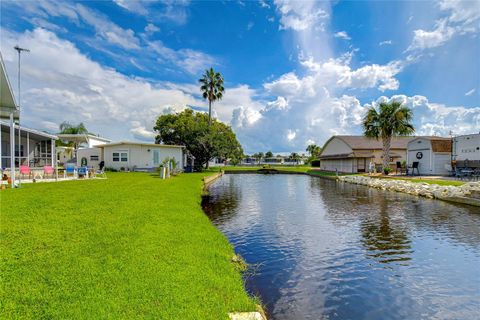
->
[{"left": 0, "top": 173, "right": 256, "bottom": 319}]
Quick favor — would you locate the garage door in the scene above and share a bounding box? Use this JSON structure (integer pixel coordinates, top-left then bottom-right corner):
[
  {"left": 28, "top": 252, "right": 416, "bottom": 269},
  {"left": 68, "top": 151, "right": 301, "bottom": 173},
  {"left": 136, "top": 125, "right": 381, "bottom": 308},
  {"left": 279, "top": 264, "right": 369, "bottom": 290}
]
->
[
  {"left": 433, "top": 153, "right": 451, "bottom": 175},
  {"left": 408, "top": 149, "right": 431, "bottom": 174}
]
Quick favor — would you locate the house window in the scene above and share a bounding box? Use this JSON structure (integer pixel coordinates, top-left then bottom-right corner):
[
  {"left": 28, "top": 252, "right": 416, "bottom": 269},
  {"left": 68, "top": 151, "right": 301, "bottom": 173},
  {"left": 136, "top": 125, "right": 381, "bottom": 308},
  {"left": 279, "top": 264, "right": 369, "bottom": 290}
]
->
[
  {"left": 113, "top": 151, "right": 128, "bottom": 162},
  {"left": 153, "top": 150, "right": 160, "bottom": 165},
  {"left": 90, "top": 155, "right": 99, "bottom": 161}
]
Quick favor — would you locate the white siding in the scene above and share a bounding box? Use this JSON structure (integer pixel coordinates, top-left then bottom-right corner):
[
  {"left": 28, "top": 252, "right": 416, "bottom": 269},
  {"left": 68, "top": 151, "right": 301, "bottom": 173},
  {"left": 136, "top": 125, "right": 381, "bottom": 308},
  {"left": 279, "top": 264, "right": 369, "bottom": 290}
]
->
[
  {"left": 103, "top": 144, "right": 183, "bottom": 170},
  {"left": 77, "top": 148, "right": 102, "bottom": 168},
  {"left": 407, "top": 138, "right": 453, "bottom": 175},
  {"left": 320, "top": 159, "right": 354, "bottom": 173},
  {"left": 321, "top": 137, "right": 352, "bottom": 156}
]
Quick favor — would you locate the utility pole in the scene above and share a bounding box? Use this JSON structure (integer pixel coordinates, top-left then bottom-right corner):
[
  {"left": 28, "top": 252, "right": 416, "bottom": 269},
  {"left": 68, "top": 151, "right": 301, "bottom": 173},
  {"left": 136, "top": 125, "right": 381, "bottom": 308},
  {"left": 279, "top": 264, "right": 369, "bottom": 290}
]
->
[{"left": 14, "top": 45, "right": 29, "bottom": 184}]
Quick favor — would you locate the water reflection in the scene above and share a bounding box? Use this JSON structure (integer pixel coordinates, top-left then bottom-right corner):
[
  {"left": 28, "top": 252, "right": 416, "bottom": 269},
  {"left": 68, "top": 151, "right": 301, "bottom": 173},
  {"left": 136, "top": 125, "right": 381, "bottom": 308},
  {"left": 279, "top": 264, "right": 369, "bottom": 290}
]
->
[{"left": 204, "top": 174, "right": 480, "bottom": 320}]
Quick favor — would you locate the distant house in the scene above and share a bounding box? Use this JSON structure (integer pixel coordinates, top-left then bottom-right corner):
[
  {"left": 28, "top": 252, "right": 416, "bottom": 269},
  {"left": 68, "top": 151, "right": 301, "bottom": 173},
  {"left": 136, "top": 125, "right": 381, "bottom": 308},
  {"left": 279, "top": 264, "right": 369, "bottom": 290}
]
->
[
  {"left": 407, "top": 137, "right": 452, "bottom": 175},
  {"left": 77, "top": 141, "right": 184, "bottom": 171},
  {"left": 319, "top": 135, "right": 415, "bottom": 173}
]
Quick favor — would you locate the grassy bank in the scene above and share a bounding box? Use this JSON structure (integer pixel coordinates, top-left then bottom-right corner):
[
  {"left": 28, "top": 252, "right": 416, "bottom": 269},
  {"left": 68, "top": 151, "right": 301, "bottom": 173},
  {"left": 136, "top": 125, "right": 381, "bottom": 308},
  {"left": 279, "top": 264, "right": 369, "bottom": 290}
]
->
[
  {"left": 0, "top": 173, "right": 256, "bottom": 319},
  {"left": 220, "top": 165, "right": 311, "bottom": 173},
  {"left": 219, "top": 166, "right": 355, "bottom": 177}
]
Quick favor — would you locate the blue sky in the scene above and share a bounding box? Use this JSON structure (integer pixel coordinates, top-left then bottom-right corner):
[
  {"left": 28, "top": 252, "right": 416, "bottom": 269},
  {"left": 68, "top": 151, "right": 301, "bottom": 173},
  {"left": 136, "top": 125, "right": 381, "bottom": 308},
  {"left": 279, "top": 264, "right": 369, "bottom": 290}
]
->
[{"left": 0, "top": 0, "right": 479, "bottom": 154}]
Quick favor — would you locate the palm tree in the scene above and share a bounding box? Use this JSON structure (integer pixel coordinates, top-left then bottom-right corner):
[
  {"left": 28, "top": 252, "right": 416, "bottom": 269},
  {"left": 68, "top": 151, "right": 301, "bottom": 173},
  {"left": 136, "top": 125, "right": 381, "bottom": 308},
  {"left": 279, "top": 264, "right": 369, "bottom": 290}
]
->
[
  {"left": 59, "top": 121, "right": 88, "bottom": 135},
  {"left": 362, "top": 101, "right": 415, "bottom": 172},
  {"left": 306, "top": 144, "right": 321, "bottom": 157},
  {"left": 57, "top": 122, "right": 90, "bottom": 151},
  {"left": 199, "top": 67, "right": 225, "bottom": 125}
]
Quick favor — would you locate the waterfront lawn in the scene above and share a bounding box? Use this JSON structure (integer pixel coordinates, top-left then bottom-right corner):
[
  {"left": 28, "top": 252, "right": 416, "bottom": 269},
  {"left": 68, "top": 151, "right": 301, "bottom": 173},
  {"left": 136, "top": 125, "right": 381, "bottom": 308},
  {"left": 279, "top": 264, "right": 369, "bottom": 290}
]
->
[{"left": 0, "top": 173, "right": 256, "bottom": 319}]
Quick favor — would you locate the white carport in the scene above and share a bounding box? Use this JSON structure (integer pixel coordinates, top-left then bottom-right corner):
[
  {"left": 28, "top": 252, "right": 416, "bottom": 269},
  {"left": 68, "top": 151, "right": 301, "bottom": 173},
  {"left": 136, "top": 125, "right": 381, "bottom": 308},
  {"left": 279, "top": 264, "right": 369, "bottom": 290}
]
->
[{"left": 1, "top": 52, "right": 20, "bottom": 185}]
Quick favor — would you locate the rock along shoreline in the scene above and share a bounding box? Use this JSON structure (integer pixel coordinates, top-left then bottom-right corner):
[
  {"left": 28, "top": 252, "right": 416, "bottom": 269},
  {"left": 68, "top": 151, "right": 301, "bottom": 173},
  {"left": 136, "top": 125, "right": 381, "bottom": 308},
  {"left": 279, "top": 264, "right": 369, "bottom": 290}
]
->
[{"left": 338, "top": 175, "right": 480, "bottom": 207}]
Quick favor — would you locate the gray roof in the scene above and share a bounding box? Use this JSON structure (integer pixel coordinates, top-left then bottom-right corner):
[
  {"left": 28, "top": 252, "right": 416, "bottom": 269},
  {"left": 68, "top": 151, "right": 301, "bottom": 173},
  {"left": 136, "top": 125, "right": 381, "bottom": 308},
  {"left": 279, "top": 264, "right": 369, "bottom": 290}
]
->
[
  {"left": 0, "top": 120, "right": 58, "bottom": 140},
  {"left": 326, "top": 135, "right": 416, "bottom": 150},
  {"left": 97, "top": 141, "right": 184, "bottom": 148}
]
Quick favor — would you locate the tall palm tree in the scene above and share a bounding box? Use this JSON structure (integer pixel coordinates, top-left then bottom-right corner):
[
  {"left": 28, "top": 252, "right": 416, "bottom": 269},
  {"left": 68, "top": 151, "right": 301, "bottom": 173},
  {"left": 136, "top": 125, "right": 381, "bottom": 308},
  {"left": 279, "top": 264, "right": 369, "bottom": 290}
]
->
[
  {"left": 362, "top": 101, "right": 415, "bottom": 172},
  {"left": 306, "top": 144, "right": 321, "bottom": 157},
  {"left": 199, "top": 67, "right": 225, "bottom": 125},
  {"left": 59, "top": 121, "right": 88, "bottom": 135},
  {"left": 57, "top": 122, "right": 89, "bottom": 150}
]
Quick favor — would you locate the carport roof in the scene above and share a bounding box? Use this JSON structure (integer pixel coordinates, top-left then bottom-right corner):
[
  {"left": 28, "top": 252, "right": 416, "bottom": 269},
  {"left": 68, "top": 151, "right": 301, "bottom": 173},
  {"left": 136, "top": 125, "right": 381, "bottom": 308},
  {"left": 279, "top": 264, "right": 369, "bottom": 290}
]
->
[{"left": 0, "top": 120, "right": 58, "bottom": 140}]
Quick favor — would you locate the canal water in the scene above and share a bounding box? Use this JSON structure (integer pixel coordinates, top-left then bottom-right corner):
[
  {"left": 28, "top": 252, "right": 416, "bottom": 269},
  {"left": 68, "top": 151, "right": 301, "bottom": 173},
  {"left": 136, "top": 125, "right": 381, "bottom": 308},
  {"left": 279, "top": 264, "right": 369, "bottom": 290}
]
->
[{"left": 202, "top": 174, "right": 480, "bottom": 320}]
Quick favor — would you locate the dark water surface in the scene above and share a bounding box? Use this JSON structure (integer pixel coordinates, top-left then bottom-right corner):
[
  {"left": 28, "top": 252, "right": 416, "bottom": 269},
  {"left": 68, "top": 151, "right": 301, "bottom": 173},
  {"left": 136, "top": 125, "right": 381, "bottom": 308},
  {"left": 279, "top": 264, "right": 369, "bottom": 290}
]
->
[{"left": 202, "top": 174, "right": 480, "bottom": 320}]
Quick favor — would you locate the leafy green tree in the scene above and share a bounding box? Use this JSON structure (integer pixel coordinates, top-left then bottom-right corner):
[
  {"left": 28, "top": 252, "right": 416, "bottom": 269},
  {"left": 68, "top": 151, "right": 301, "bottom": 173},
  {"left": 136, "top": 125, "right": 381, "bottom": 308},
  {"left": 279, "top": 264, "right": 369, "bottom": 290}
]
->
[
  {"left": 362, "top": 101, "right": 415, "bottom": 172},
  {"left": 265, "top": 151, "right": 273, "bottom": 158},
  {"left": 199, "top": 67, "right": 225, "bottom": 125},
  {"left": 154, "top": 109, "right": 243, "bottom": 171}
]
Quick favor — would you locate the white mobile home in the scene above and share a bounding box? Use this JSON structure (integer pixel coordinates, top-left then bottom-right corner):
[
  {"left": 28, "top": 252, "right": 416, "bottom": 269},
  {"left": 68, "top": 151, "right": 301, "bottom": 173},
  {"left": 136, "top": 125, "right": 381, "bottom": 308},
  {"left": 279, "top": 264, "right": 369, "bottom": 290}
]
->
[
  {"left": 77, "top": 141, "right": 184, "bottom": 171},
  {"left": 406, "top": 137, "right": 451, "bottom": 175},
  {"left": 452, "top": 133, "right": 480, "bottom": 168}
]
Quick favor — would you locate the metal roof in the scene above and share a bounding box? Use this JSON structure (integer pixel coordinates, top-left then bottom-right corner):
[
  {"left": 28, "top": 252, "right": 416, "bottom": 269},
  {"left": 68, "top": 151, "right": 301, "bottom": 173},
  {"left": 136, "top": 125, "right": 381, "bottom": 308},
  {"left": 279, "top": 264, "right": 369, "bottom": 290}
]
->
[
  {"left": 332, "top": 135, "right": 415, "bottom": 150},
  {"left": 0, "top": 120, "right": 58, "bottom": 140},
  {"left": 0, "top": 52, "right": 19, "bottom": 121},
  {"left": 97, "top": 141, "right": 184, "bottom": 148},
  {"left": 57, "top": 134, "right": 112, "bottom": 143}
]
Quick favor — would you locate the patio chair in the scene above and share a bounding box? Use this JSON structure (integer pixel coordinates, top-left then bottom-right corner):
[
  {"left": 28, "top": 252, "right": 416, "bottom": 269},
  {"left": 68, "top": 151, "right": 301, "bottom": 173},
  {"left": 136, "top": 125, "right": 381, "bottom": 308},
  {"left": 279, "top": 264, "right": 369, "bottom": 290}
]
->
[
  {"left": 411, "top": 162, "right": 420, "bottom": 176},
  {"left": 454, "top": 167, "right": 467, "bottom": 180},
  {"left": 77, "top": 166, "right": 88, "bottom": 178},
  {"left": 64, "top": 164, "right": 76, "bottom": 178},
  {"left": 43, "top": 166, "right": 54, "bottom": 179},
  {"left": 95, "top": 161, "right": 107, "bottom": 178},
  {"left": 395, "top": 161, "right": 402, "bottom": 174},
  {"left": 20, "top": 165, "right": 31, "bottom": 179}
]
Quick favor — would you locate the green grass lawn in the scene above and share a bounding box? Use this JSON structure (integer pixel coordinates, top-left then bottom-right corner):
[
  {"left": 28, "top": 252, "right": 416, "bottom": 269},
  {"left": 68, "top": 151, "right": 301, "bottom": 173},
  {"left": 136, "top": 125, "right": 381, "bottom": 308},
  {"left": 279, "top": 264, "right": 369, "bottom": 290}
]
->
[{"left": 0, "top": 173, "right": 256, "bottom": 319}]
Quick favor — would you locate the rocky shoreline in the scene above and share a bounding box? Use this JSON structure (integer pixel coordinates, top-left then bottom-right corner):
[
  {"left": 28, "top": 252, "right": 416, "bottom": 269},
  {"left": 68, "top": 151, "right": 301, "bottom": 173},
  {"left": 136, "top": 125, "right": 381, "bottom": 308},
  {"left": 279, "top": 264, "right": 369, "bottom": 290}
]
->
[{"left": 338, "top": 176, "right": 480, "bottom": 207}]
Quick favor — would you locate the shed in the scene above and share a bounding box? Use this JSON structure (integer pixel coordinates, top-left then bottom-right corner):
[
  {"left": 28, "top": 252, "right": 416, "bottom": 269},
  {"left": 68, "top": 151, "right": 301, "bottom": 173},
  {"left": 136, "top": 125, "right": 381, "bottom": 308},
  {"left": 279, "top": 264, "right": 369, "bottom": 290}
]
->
[{"left": 407, "top": 137, "right": 452, "bottom": 175}]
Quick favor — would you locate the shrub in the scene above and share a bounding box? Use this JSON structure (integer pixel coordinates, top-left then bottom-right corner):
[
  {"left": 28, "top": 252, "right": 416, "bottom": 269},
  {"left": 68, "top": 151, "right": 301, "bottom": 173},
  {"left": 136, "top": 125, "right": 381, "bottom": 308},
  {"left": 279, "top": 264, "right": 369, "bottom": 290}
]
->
[{"left": 383, "top": 167, "right": 392, "bottom": 175}]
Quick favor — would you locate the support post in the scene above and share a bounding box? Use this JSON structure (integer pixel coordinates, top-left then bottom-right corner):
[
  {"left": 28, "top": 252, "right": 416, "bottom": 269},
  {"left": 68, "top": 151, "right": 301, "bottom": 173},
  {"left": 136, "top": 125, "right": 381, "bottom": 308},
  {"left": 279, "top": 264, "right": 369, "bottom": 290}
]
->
[
  {"left": 27, "top": 132, "right": 29, "bottom": 167},
  {"left": 0, "top": 120, "right": 2, "bottom": 169},
  {"left": 51, "top": 139, "right": 55, "bottom": 167},
  {"left": 9, "top": 113, "right": 15, "bottom": 186}
]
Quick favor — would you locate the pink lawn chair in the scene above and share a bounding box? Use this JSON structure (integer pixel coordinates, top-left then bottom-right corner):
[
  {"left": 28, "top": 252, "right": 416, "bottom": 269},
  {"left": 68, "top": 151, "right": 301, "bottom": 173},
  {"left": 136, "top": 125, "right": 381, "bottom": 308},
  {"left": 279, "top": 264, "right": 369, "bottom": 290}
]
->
[
  {"left": 44, "top": 166, "right": 54, "bottom": 179},
  {"left": 20, "top": 165, "right": 31, "bottom": 179}
]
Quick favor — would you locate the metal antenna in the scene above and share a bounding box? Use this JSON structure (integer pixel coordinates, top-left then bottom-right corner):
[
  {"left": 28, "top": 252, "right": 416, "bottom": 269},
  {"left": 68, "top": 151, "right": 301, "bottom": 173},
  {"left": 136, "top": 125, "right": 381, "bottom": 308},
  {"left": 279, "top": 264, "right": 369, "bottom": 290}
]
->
[{"left": 14, "top": 45, "right": 30, "bottom": 172}]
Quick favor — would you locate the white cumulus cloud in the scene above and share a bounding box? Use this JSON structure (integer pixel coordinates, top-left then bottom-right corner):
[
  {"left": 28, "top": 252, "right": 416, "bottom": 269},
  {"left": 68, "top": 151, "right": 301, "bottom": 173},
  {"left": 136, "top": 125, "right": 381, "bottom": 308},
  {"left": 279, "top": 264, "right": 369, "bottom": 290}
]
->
[{"left": 334, "top": 31, "right": 351, "bottom": 40}]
